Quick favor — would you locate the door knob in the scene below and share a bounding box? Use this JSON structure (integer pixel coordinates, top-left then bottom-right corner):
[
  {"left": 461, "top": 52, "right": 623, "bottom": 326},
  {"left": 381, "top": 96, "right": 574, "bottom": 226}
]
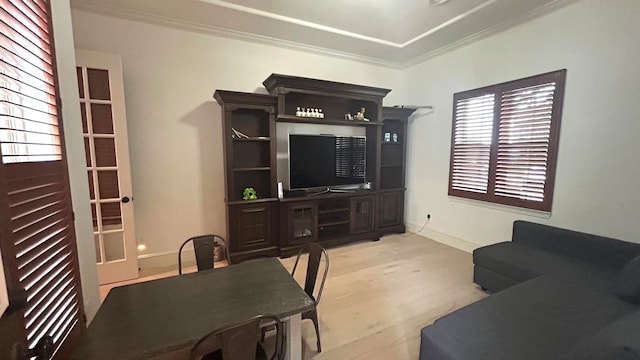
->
[{"left": 121, "top": 196, "right": 131, "bottom": 203}]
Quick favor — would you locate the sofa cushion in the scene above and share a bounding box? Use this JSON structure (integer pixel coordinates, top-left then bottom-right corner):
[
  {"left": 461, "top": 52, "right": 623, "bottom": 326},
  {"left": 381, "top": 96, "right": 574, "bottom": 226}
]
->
[
  {"left": 420, "top": 276, "right": 636, "bottom": 360},
  {"left": 511, "top": 221, "right": 640, "bottom": 269},
  {"left": 473, "top": 242, "right": 617, "bottom": 291},
  {"left": 561, "top": 310, "right": 640, "bottom": 360},
  {"left": 614, "top": 256, "right": 640, "bottom": 303},
  {"left": 571, "top": 347, "right": 640, "bottom": 360}
]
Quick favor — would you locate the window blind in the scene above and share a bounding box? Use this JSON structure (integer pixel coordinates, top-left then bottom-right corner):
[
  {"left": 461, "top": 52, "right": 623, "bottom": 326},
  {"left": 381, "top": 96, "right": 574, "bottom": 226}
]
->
[
  {"left": 496, "top": 83, "right": 556, "bottom": 202},
  {"left": 1, "top": 0, "right": 62, "bottom": 164},
  {"left": 448, "top": 70, "right": 566, "bottom": 212},
  {"left": 335, "top": 136, "right": 365, "bottom": 179},
  {"left": 450, "top": 94, "right": 494, "bottom": 194},
  {"left": 0, "top": 1, "right": 85, "bottom": 358}
]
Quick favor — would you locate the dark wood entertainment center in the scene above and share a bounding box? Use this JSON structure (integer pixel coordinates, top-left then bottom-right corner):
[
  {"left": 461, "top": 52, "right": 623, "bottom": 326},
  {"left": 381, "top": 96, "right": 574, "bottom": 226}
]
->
[{"left": 214, "top": 74, "right": 414, "bottom": 262}]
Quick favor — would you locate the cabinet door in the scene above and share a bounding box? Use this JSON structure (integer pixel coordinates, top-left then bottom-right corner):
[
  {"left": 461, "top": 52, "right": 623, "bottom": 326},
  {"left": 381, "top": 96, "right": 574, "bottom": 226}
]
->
[
  {"left": 286, "top": 202, "right": 317, "bottom": 245},
  {"left": 229, "top": 202, "right": 275, "bottom": 253},
  {"left": 350, "top": 196, "right": 376, "bottom": 234},
  {"left": 378, "top": 191, "right": 404, "bottom": 229}
]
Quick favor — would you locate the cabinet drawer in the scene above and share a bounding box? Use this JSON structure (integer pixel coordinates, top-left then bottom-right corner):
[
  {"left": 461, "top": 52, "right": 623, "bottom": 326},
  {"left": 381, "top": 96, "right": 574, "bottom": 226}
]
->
[{"left": 229, "top": 202, "right": 275, "bottom": 253}]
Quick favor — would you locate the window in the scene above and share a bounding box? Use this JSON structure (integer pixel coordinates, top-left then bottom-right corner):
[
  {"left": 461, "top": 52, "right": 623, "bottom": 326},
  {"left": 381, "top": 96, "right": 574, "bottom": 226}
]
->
[
  {"left": 1, "top": 1, "right": 85, "bottom": 358},
  {"left": 335, "top": 136, "right": 366, "bottom": 179},
  {"left": 448, "top": 70, "right": 566, "bottom": 212}
]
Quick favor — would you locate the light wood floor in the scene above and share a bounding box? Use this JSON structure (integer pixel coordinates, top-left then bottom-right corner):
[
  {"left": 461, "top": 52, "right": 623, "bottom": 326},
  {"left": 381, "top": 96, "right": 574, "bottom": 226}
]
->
[{"left": 100, "top": 233, "right": 486, "bottom": 359}]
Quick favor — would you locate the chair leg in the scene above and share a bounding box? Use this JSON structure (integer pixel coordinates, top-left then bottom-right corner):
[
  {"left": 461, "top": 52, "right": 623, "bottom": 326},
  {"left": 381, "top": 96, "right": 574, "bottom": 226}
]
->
[{"left": 310, "top": 310, "right": 321, "bottom": 353}]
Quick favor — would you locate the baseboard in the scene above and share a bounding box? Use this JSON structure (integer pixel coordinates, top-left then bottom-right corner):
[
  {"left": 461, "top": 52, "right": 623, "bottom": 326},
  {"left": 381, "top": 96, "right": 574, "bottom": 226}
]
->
[
  {"left": 405, "top": 223, "right": 478, "bottom": 253},
  {"left": 137, "top": 248, "right": 194, "bottom": 270}
]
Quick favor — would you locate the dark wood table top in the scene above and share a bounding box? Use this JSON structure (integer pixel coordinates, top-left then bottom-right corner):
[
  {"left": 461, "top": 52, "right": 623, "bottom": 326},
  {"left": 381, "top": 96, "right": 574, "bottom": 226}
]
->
[{"left": 71, "top": 258, "right": 314, "bottom": 360}]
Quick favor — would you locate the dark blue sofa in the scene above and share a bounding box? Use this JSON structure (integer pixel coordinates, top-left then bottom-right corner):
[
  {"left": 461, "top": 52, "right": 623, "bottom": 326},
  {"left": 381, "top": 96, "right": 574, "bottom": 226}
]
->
[{"left": 419, "top": 221, "right": 640, "bottom": 360}]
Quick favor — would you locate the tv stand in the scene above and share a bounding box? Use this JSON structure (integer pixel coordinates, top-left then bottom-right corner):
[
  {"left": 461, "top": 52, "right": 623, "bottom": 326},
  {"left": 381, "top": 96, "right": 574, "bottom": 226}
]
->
[{"left": 215, "top": 75, "right": 414, "bottom": 263}]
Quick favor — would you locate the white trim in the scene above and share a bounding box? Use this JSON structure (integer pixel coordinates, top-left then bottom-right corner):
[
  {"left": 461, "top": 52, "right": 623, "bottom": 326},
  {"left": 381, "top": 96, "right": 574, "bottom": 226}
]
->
[
  {"left": 137, "top": 247, "right": 193, "bottom": 260},
  {"left": 71, "top": 0, "right": 580, "bottom": 69},
  {"left": 399, "top": 0, "right": 583, "bottom": 68},
  {"left": 406, "top": 223, "right": 478, "bottom": 253},
  {"left": 448, "top": 196, "right": 552, "bottom": 219},
  {"left": 70, "top": 4, "right": 400, "bottom": 69},
  {"left": 199, "top": 0, "right": 401, "bottom": 47}
]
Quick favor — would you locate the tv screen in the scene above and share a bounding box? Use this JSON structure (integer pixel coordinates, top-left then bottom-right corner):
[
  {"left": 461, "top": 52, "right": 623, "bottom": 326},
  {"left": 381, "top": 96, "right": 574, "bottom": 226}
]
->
[{"left": 289, "top": 134, "right": 366, "bottom": 190}]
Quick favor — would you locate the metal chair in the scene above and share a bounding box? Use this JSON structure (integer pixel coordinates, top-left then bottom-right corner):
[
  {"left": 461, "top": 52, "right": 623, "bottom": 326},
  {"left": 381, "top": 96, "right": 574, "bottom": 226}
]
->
[
  {"left": 261, "top": 243, "right": 329, "bottom": 352},
  {"left": 292, "top": 242, "right": 329, "bottom": 353},
  {"left": 178, "top": 234, "right": 229, "bottom": 275},
  {"left": 191, "top": 314, "right": 284, "bottom": 360}
]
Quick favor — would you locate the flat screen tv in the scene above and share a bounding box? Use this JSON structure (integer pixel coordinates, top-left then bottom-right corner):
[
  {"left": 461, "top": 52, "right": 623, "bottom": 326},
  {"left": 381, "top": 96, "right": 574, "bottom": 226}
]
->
[{"left": 289, "top": 134, "right": 366, "bottom": 190}]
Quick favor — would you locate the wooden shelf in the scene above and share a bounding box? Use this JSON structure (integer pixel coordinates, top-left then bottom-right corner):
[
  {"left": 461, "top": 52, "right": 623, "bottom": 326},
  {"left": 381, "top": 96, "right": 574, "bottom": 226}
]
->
[
  {"left": 233, "top": 167, "right": 271, "bottom": 172},
  {"left": 233, "top": 137, "right": 270, "bottom": 142},
  {"left": 318, "top": 220, "right": 350, "bottom": 227},
  {"left": 382, "top": 142, "right": 403, "bottom": 145},
  {"left": 277, "top": 114, "right": 383, "bottom": 127},
  {"left": 317, "top": 208, "right": 349, "bottom": 215},
  {"left": 227, "top": 198, "right": 278, "bottom": 205},
  {"left": 381, "top": 164, "right": 403, "bottom": 168}
]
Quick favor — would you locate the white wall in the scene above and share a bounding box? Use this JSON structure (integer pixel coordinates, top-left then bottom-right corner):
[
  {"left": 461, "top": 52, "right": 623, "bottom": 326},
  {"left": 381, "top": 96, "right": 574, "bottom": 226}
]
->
[
  {"left": 51, "top": 1, "right": 100, "bottom": 321},
  {"left": 403, "top": 0, "right": 640, "bottom": 248},
  {"left": 70, "top": 10, "right": 404, "bottom": 268}
]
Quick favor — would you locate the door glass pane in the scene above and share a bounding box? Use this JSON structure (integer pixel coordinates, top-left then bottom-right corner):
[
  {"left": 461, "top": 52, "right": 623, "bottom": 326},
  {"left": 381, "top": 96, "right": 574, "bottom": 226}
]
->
[
  {"left": 87, "top": 68, "right": 111, "bottom": 100},
  {"left": 94, "top": 234, "right": 102, "bottom": 263},
  {"left": 84, "top": 137, "right": 92, "bottom": 167},
  {"left": 103, "top": 232, "right": 125, "bottom": 262},
  {"left": 88, "top": 171, "right": 95, "bottom": 200},
  {"left": 100, "top": 202, "right": 122, "bottom": 230},
  {"left": 91, "top": 104, "right": 114, "bottom": 134},
  {"left": 97, "top": 170, "right": 120, "bottom": 198},
  {"left": 91, "top": 203, "right": 98, "bottom": 230},
  {"left": 81, "top": 103, "right": 88, "bottom": 133},
  {"left": 94, "top": 138, "right": 117, "bottom": 167},
  {"left": 77, "top": 67, "right": 85, "bottom": 99}
]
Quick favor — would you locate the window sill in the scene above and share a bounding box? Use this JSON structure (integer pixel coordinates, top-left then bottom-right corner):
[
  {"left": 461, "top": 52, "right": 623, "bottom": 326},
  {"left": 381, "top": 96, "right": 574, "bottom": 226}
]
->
[{"left": 448, "top": 195, "right": 552, "bottom": 219}]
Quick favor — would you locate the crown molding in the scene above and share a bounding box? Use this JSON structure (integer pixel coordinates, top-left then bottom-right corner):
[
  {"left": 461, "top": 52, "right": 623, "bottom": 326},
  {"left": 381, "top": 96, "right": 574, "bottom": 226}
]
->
[
  {"left": 399, "top": 0, "right": 582, "bottom": 69},
  {"left": 72, "top": 0, "right": 580, "bottom": 70},
  {"left": 71, "top": 2, "right": 403, "bottom": 69}
]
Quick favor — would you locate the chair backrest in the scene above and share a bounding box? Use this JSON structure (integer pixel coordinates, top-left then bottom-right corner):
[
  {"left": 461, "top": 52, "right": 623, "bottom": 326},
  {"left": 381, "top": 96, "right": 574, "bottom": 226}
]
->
[
  {"left": 292, "top": 242, "right": 329, "bottom": 305},
  {"left": 178, "top": 234, "right": 229, "bottom": 275},
  {"left": 191, "top": 314, "right": 283, "bottom": 360}
]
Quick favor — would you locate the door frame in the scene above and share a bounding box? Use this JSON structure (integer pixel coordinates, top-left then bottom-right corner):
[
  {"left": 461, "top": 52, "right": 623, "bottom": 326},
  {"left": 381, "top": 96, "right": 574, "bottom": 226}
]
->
[{"left": 76, "top": 49, "right": 139, "bottom": 285}]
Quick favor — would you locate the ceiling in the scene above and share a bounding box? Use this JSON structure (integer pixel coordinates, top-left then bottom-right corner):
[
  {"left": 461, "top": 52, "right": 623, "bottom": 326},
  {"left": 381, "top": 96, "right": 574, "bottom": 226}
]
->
[{"left": 70, "top": 0, "right": 578, "bottom": 68}]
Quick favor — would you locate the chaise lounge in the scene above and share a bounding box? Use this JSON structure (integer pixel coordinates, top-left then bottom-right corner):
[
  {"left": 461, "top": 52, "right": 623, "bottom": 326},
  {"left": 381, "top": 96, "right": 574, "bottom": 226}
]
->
[{"left": 419, "top": 220, "right": 640, "bottom": 360}]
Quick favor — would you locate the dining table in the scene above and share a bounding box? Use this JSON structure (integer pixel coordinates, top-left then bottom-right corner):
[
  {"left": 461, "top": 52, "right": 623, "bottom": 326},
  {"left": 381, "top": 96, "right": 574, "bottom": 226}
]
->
[{"left": 70, "top": 257, "right": 315, "bottom": 360}]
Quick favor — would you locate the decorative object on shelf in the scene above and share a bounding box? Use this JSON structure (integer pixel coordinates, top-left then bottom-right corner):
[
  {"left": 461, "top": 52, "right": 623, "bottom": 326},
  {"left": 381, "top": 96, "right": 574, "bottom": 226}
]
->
[
  {"left": 231, "top": 128, "right": 249, "bottom": 139},
  {"left": 242, "top": 187, "right": 257, "bottom": 200},
  {"left": 393, "top": 133, "right": 398, "bottom": 142},
  {"left": 355, "top": 107, "right": 369, "bottom": 121},
  {"left": 384, "top": 132, "right": 391, "bottom": 142},
  {"left": 296, "top": 107, "right": 325, "bottom": 118},
  {"left": 344, "top": 113, "right": 353, "bottom": 120}
]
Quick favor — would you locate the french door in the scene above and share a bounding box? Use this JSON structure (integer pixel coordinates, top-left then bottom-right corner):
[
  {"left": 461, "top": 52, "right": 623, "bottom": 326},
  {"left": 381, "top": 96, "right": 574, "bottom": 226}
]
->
[{"left": 75, "top": 50, "right": 138, "bottom": 285}]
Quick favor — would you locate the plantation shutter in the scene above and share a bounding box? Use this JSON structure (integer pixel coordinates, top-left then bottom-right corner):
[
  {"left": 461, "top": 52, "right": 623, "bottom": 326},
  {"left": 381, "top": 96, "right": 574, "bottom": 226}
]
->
[
  {"left": 448, "top": 70, "right": 565, "bottom": 212},
  {"left": 335, "top": 136, "right": 351, "bottom": 178},
  {"left": 495, "top": 83, "right": 557, "bottom": 202},
  {"left": 450, "top": 94, "right": 494, "bottom": 194},
  {"left": 0, "top": 1, "right": 85, "bottom": 359},
  {"left": 335, "top": 136, "right": 365, "bottom": 178}
]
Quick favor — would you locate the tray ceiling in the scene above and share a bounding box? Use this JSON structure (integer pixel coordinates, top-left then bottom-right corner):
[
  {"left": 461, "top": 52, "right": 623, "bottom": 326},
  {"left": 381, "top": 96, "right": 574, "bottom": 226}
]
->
[{"left": 71, "top": 0, "right": 578, "bottom": 68}]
